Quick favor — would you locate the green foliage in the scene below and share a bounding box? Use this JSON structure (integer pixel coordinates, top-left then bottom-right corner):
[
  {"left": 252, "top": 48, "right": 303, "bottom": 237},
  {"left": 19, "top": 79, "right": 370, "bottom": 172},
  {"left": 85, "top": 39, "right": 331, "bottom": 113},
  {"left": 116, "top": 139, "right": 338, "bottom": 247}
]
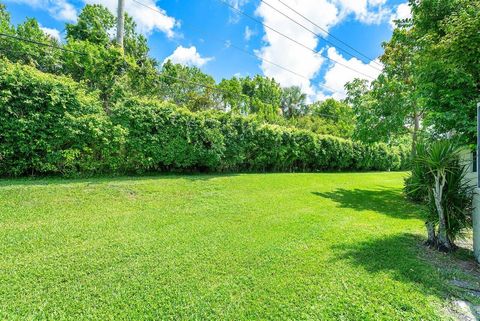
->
[
  {"left": 305, "top": 98, "right": 355, "bottom": 138},
  {"left": 0, "top": 60, "right": 125, "bottom": 176},
  {"left": 0, "top": 4, "right": 16, "bottom": 59},
  {"left": 61, "top": 4, "right": 159, "bottom": 109},
  {"left": 0, "top": 11, "right": 62, "bottom": 74},
  {"left": 66, "top": 4, "right": 115, "bottom": 46},
  {"left": 63, "top": 39, "right": 133, "bottom": 111},
  {"left": 405, "top": 141, "right": 474, "bottom": 244},
  {"left": 221, "top": 114, "right": 407, "bottom": 172},
  {"left": 280, "top": 86, "right": 307, "bottom": 118},
  {"left": 111, "top": 99, "right": 225, "bottom": 172},
  {"left": 346, "top": 0, "right": 479, "bottom": 147},
  {"left": 414, "top": 0, "right": 480, "bottom": 146},
  {"left": 218, "top": 75, "right": 283, "bottom": 121},
  {"left": 0, "top": 60, "right": 408, "bottom": 177},
  {"left": 159, "top": 61, "right": 220, "bottom": 112},
  {"left": 218, "top": 77, "right": 249, "bottom": 113},
  {"left": 404, "top": 144, "right": 431, "bottom": 204}
]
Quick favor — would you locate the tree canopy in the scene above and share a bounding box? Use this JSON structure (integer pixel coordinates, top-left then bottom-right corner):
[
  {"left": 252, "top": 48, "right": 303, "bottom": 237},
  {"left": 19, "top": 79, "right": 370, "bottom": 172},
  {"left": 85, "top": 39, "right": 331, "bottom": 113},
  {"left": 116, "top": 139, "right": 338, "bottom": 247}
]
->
[{"left": 1, "top": 1, "right": 478, "bottom": 148}]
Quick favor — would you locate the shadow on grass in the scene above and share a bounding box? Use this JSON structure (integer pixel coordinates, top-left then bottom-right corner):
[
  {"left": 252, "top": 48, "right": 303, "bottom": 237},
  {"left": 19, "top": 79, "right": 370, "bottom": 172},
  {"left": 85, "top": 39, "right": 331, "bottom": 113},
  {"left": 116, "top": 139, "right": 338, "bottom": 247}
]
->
[
  {"left": 0, "top": 172, "right": 239, "bottom": 188},
  {"left": 333, "top": 233, "right": 449, "bottom": 297},
  {"left": 312, "top": 187, "right": 424, "bottom": 220}
]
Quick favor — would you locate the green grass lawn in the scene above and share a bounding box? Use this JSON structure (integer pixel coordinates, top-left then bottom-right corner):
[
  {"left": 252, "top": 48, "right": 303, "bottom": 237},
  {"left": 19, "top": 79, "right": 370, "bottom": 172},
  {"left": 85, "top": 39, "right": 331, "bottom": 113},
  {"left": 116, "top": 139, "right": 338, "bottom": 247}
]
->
[{"left": 0, "top": 172, "right": 472, "bottom": 320}]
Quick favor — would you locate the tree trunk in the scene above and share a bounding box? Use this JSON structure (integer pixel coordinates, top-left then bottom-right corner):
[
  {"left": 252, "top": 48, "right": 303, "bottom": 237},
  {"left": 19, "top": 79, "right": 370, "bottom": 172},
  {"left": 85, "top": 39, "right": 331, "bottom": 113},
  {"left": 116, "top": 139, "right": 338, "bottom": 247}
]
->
[
  {"left": 432, "top": 172, "right": 452, "bottom": 251},
  {"left": 425, "top": 221, "right": 437, "bottom": 247},
  {"left": 411, "top": 113, "right": 420, "bottom": 160}
]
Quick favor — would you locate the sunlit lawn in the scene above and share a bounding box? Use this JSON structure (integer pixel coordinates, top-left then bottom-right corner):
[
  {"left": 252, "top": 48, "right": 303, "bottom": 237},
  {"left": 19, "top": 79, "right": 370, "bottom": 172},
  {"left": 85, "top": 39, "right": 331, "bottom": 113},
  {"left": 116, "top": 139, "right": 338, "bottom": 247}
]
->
[{"left": 0, "top": 172, "right": 469, "bottom": 320}]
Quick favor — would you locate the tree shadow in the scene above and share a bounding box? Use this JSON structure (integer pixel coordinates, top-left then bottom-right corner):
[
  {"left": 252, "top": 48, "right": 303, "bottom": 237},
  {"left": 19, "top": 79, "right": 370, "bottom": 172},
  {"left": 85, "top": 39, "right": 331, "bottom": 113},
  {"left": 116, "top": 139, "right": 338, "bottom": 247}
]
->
[
  {"left": 332, "top": 234, "right": 454, "bottom": 299},
  {"left": 312, "top": 187, "right": 425, "bottom": 220}
]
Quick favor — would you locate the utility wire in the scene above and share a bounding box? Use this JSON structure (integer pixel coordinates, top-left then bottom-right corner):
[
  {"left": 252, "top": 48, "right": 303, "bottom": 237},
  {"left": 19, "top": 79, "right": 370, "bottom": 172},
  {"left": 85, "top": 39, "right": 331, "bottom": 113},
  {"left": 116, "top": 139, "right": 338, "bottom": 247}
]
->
[
  {"left": 0, "top": 32, "right": 87, "bottom": 55},
  {"left": 130, "top": 0, "right": 340, "bottom": 94},
  {"left": 259, "top": 0, "right": 382, "bottom": 71},
  {"left": 276, "top": 0, "right": 383, "bottom": 68},
  {"left": 0, "top": 30, "right": 343, "bottom": 120},
  {"left": 224, "top": 41, "right": 338, "bottom": 93},
  {"left": 161, "top": 75, "right": 340, "bottom": 121},
  {"left": 132, "top": 0, "right": 376, "bottom": 79},
  {"left": 216, "top": 0, "right": 377, "bottom": 80}
]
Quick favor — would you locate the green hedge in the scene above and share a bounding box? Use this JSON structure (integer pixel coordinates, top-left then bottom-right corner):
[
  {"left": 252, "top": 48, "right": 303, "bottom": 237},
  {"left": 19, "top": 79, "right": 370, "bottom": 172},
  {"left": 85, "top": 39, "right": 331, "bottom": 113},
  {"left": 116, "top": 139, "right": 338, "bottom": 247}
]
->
[
  {"left": 0, "top": 60, "right": 125, "bottom": 176},
  {"left": 0, "top": 61, "right": 409, "bottom": 176}
]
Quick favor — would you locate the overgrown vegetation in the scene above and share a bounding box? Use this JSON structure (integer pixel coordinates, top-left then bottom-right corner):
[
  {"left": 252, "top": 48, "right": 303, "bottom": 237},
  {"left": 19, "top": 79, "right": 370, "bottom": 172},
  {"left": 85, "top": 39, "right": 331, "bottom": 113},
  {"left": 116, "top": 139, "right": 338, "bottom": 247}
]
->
[
  {"left": 0, "top": 3, "right": 359, "bottom": 137},
  {"left": 345, "top": 0, "right": 480, "bottom": 149},
  {"left": 0, "top": 60, "right": 408, "bottom": 176},
  {"left": 0, "top": 0, "right": 478, "bottom": 152},
  {"left": 389, "top": 0, "right": 480, "bottom": 254}
]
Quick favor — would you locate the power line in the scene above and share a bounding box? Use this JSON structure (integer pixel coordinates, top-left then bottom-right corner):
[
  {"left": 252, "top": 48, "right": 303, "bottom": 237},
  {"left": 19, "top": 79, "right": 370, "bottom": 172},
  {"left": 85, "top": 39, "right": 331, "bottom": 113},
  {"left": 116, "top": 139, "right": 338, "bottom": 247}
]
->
[
  {"left": 0, "top": 32, "right": 86, "bottom": 55},
  {"left": 216, "top": 0, "right": 377, "bottom": 80},
  {"left": 259, "top": 0, "right": 382, "bottom": 71},
  {"left": 131, "top": 0, "right": 376, "bottom": 80},
  {"left": 166, "top": 73, "right": 347, "bottom": 120},
  {"left": 158, "top": 74, "right": 343, "bottom": 120},
  {"left": 130, "top": 0, "right": 340, "bottom": 95},
  {"left": 155, "top": 72, "right": 340, "bottom": 119},
  {"left": 0, "top": 30, "right": 341, "bottom": 119},
  {"left": 219, "top": 40, "right": 339, "bottom": 94},
  {"left": 276, "top": 0, "right": 383, "bottom": 68}
]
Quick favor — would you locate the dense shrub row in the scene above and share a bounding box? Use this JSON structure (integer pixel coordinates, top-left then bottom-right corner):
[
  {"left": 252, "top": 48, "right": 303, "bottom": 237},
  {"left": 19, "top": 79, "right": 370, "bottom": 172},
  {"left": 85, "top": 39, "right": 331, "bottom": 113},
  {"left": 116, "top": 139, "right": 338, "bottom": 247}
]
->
[{"left": 0, "top": 61, "right": 409, "bottom": 176}]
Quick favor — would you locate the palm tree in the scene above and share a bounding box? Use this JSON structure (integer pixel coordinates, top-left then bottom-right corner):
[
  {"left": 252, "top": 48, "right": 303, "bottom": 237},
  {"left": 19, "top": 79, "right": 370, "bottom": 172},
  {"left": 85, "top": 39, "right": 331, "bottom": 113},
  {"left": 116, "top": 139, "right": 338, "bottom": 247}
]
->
[
  {"left": 280, "top": 86, "right": 307, "bottom": 118},
  {"left": 411, "top": 140, "right": 473, "bottom": 251}
]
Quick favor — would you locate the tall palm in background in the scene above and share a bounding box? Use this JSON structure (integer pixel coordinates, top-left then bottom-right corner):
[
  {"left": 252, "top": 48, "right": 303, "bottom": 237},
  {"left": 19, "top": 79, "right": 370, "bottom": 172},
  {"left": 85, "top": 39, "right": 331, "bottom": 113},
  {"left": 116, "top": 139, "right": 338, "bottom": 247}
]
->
[{"left": 281, "top": 86, "right": 307, "bottom": 118}]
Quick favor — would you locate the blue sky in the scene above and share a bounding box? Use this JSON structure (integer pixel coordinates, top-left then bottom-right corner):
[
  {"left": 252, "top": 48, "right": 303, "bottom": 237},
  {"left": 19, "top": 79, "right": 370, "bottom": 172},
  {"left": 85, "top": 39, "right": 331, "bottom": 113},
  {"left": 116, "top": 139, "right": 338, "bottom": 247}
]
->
[{"left": 3, "top": 0, "right": 411, "bottom": 100}]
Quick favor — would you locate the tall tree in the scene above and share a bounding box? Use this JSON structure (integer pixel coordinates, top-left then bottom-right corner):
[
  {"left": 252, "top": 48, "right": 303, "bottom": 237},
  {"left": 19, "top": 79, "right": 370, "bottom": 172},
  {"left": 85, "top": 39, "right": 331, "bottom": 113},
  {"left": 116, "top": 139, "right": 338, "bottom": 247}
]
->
[
  {"left": 63, "top": 4, "right": 159, "bottom": 109},
  {"left": 241, "top": 75, "right": 282, "bottom": 120},
  {"left": 280, "top": 86, "right": 307, "bottom": 118},
  {"left": 0, "top": 4, "right": 14, "bottom": 54},
  {"left": 413, "top": 0, "right": 480, "bottom": 146},
  {"left": 14, "top": 18, "right": 63, "bottom": 74},
  {"left": 0, "top": 7, "right": 62, "bottom": 74},
  {"left": 159, "top": 61, "right": 220, "bottom": 112},
  {"left": 311, "top": 98, "right": 355, "bottom": 138},
  {"left": 218, "top": 77, "right": 249, "bottom": 114}
]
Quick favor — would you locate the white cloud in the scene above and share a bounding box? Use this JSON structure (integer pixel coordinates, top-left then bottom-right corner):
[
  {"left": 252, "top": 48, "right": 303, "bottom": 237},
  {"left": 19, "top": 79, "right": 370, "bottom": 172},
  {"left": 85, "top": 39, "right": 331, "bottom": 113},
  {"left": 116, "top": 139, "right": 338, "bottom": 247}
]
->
[
  {"left": 163, "top": 46, "right": 213, "bottom": 67},
  {"left": 320, "top": 47, "right": 382, "bottom": 99},
  {"left": 333, "top": 0, "right": 391, "bottom": 25},
  {"left": 389, "top": 2, "right": 412, "bottom": 28},
  {"left": 228, "top": 0, "right": 251, "bottom": 23},
  {"left": 40, "top": 26, "right": 61, "bottom": 41},
  {"left": 244, "top": 26, "right": 255, "bottom": 41},
  {"left": 229, "top": 0, "right": 249, "bottom": 9},
  {"left": 255, "top": 0, "right": 341, "bottom": 98},
  {"left": 368, "top": 0, "right": 387, "bottom": 6},
  {"left": 252, "top": 0, "right": 391, "bottom": 101},
  {"left": 368, "top": 0, "right": 387, "bottom": 7},
  {"left": 6, "top": 0, "right": 178, "bottom": 37},
  {"left": 84, "top": 0, "right": 178, "bottom": 37},
  {"left": 5, "top": 0, "right": 77, "bottom": 22}
]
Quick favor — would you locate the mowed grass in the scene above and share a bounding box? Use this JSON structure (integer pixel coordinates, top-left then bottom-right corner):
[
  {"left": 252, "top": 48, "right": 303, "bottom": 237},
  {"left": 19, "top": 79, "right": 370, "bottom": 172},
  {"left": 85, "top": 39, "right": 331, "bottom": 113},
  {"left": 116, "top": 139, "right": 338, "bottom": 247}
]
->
[{"left": 0, "top": 172, "right": 465, "bottom": 320}]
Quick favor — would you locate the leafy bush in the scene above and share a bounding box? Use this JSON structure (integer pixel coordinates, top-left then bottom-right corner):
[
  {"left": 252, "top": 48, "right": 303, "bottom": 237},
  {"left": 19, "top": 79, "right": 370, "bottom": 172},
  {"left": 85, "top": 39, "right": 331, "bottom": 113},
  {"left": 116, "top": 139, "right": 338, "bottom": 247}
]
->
[
  {"left": 405, "top": 141, "right": 474, "bottom": 251},
  {"left": 0, "top": 60, "right": 409, "bottom": 176},
  {"left": 215, "top": 113, "right": 407, "bottom": 172},
  {"left": 111, "top": 99, "right": 225, "bottom": 173},
  {"left": 0, "top": 60, "right": 125, "bottom": 176}
]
